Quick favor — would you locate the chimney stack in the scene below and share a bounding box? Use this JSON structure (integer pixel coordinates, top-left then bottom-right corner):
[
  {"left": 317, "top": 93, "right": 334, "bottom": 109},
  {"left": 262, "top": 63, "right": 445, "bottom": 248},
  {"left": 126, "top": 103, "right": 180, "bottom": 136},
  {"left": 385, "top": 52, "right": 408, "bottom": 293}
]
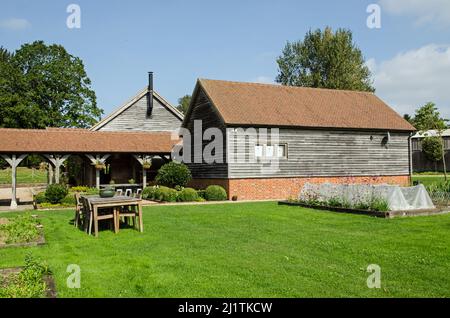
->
[{"left": 147, "top": 71, "right": 153, "bottom": 117}]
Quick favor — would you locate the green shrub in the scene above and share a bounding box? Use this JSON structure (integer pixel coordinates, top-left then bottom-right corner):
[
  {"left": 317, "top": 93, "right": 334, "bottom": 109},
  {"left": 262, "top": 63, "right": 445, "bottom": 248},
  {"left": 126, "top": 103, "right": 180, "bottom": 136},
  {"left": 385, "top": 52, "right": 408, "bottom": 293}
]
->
[
  {"left": 142, "top": 186, "right": 158, "bottom": 200},
  {"left": 150, "top": 186, "right": 178, "bottom": 202},
  {"left": 426, "top": 180, "right": 450, "bottom": 195},
  {"left": 160, "top": 187, "right": 178, "bottom": 202},
  {"left": 85, "top": 187, "right": 99, "bottom": 195},
  {"left": 155, "top": 162, "right": 192, "bottom": 188},
  {"left": 354, "top": 201, "right": 371, "bottom": 210},
  {"left": 44, "top": 184, "right": 68, "bottom": 204},
  {"left": 205, "top": 185, "right": 227, "bottom": 201},
  {"left": 34, "top": 191, "right": 47, "bottom": 204},
  {"left": 61, "top": 194, "right": 76, "bottom": 206},
  {"left": 305, "top": 198, "right": 321, "bottom": 206},
  {"left": 152, "top": 186, "right": 164, "bottom": 201},
  {"left": 327, "top": 197, "right": 342, "bottom": 207},
  {"left": 70, "top": 186, "right": 89, "bottom": 192},
  {"left": 178, "top": 188, "right": 199, "bottom": 202},
  {"left": 69, "top": 186, "right": 98, "bottom": 195},
  {"left": 39, "top": 203, "right": 62, "bottom": 208},
  {"left": 197, "top": 190, "right": 206, "bottom": 199},
  {"left": 370, "top": 197, "right": 390, "bottom": 212}
]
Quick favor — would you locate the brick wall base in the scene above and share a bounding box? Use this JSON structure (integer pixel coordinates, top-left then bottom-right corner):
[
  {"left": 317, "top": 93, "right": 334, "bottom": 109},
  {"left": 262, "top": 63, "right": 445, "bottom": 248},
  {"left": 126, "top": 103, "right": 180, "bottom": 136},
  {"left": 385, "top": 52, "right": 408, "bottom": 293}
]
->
[{"left": 190, "top": 175, "right": 411, "bottom": 200}]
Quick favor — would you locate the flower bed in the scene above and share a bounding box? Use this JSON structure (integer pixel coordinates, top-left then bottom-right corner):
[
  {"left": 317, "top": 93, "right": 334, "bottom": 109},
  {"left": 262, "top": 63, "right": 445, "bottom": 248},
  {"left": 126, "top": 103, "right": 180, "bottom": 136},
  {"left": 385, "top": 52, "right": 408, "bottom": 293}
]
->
[
  {"left": 0, "top": 215, "right": 45, "bottom": 248},
  {"left": 0, "top": 255, "right": 56, "bottom": 298},
  {"left": 278, "top": 200, "right": 389, "bottom": 217},
  {"left": 33, "top": 186, "right": 99, "bottom": 209},
  {"left": 142, "top": 185, "right": 227, "bottom": 203},
  {"left": 279, "top": 199, "right": 447, "bottom": 218}
]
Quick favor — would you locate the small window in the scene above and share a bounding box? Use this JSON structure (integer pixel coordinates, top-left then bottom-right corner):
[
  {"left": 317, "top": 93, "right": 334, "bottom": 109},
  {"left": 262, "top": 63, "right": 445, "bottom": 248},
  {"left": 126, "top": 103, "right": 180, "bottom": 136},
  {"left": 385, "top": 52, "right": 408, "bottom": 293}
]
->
[
  {"left": 411, "top": 139, "right": 422, "bottom": 151},
  {"left": 265, "top": 145, "right": 274, "bottom": 158},
  {"left": 445, "top": 138, "right": 450, "bottom": 150},
  {"left": 277, "top": 144, "right": 287, "bottom": 158},
  {"left": 254, "top": 145, "right": 263, "bottom": 158}
]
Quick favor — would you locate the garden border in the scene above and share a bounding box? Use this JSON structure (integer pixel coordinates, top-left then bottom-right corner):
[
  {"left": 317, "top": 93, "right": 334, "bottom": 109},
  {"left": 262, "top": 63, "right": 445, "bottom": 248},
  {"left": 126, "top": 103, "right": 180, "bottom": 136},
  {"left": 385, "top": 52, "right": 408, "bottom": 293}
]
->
[
  {"left": 0, "top": 267, "right": 56, "bottom": 298},
  {"left": 278, "top": 200, "right": 387, "bottom": 217},
  {"left": 0, "top": 229, "right": 45, "bottom": 249},
  {"left": 278, "top": 201, "right": 450, "bottom": 218}
]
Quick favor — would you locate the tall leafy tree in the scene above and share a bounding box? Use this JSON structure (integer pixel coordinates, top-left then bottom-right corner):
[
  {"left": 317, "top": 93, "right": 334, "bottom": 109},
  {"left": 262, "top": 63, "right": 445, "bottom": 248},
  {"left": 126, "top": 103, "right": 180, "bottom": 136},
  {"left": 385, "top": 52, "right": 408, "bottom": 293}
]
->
[
  {"left": 0, "top": 41, "right": 102, "bottom": 128},
  {"left": 403, "top": 114, "right": 413, "bottom": 124},
  {"left": 422, "top": 137, "right": 443, "bottom": 171},
  {"left": 276, "top": 27, "right": 374, "bottom": 92},
  {"left": 0, "top": 47, "right": 30, "bottom": 128},
  {"left": 412, "top": 102, "right": 448, "bottom": 180},
  {"left": 177, "top": 94, "right": 191, "bottom": 115}
]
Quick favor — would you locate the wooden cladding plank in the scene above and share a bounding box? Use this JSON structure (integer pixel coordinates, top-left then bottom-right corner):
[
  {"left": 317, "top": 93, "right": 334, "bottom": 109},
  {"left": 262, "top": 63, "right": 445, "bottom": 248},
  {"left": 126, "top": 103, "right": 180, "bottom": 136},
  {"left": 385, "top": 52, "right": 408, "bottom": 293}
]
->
[
  {"left": 185, "top": 89, "right": 228, "bottom": 178},
  {"left": 98, "top": 95, "right": 181, "bottom": 132},
  {"left": 227, "top": 129, "right": 410, "bottom": 178}
]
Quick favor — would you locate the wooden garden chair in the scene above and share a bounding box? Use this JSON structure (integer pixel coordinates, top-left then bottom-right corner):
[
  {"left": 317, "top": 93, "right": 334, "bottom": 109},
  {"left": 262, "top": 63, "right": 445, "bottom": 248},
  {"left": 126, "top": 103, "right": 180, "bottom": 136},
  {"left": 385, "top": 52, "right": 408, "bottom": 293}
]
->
[
  {"left": 116, "top": 192, "right": 142, "bottom": 229},
  {"left": 82, "top": 197, "right": 118, "bottom": 235},
  {"left": 73, "top": 192, "right": 83, "bottom": 228},
  {"left": 81, "top": 197, "right": 93, "bottom": 235}
]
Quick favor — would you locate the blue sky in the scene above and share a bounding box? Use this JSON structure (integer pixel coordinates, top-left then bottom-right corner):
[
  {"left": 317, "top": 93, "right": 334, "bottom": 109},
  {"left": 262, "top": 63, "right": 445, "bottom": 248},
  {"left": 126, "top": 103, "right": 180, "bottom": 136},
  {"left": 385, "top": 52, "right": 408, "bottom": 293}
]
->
[{"left": 1, "top": 0, "right": 449, "bottom": 118}]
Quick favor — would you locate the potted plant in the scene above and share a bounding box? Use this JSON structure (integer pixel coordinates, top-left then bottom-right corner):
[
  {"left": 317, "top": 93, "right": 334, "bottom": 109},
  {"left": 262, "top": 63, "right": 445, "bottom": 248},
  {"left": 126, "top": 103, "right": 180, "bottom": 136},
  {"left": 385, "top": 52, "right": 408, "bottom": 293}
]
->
[
  {"left": 99, "top": 180, "right": 115, "bottom": 198},
  {"left": 93, "top": 160, "right": 106, "bottom": 170},
  {"left": 128, "top": 178, "right": 136, "bottom": 185},
  {"left": 142, "top": 160, "right": 152, "bottom": 170}
]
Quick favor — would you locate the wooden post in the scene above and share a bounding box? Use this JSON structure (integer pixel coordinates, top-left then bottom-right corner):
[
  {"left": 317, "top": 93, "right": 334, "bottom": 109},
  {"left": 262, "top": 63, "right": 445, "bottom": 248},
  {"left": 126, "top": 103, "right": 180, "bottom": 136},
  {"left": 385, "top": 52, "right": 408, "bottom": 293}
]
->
[
  {"left": 95, "top": 169, "right": 100, "bottom": 189},
  {"left": 132, "top": 155, "right": 153, "bottom": 189},
  {"left": 142, "top": 168, "right": 147, "bottom": 188},
  {"left": 44, "top": 155, "right": 70, "bottom": 184},
  {"left": 85, "top": 154, "right": 110, "bottom": 189},
  {"left": 48, "top": 164, "right": 54, "bottom": 185},
  {"left": 1, "top": 154, "right": 27, "bottom": 209}
]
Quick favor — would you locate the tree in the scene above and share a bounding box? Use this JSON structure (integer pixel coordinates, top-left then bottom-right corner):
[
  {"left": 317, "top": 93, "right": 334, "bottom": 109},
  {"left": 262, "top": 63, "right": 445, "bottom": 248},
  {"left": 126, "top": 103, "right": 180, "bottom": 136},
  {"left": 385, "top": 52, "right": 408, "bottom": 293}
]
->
[
  {"left": 422, "top": 137, "right": 443, "bottom": 171},
  {"left": 0, "top": 47, "right": 29, "bottom": 128},
  {"left": 276, "top": 27, "right": 374, "bottom": 92},
  {"left": 155, "top": 162, "right": 192, "bottom": 188},
  {"left": 412, "top": 102, "right": 448, "bottom": 180},
  {"left": 0, "top": 41, "right": 102, "bottom": 128},
  {"left": 177, "top": 94, "right": 191, "bottom": 114},
  {"left": 403, "top": 114, "right": 413, "bottom": 124}
]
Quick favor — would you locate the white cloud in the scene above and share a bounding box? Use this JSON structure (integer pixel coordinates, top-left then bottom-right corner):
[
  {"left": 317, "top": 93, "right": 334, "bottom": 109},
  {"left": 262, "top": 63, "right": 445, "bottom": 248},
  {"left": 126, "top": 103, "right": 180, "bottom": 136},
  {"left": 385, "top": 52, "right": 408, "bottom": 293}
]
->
[
  {"left": 379, "top": 0, "right": 450, "bottom": 28},
  {"left": 251, "top": 76, "right": 275, "bottom": 84},
  {"left": 369, "top": 44, "right": 450, "bottom": 117},
  {"left": 0, "top": 18, "right": 31, "bottom": 31}
]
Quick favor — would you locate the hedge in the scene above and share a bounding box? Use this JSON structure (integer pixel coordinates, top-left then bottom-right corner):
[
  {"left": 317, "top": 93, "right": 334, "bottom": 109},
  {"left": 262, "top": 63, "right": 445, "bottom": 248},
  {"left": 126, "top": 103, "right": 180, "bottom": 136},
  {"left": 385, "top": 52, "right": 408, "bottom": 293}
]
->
[
  {"left": 205, "top": 185, "right": 227, "bottom": 201},
  {"left": 178, "top": 187, "right": 199, "bottom": 202}
]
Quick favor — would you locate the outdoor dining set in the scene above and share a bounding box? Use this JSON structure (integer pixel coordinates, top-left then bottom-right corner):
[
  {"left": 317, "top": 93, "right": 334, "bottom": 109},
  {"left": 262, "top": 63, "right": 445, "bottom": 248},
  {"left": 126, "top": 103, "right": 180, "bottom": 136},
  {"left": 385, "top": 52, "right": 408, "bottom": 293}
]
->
[{"left": 73, "top": 189, "right": 143, "bottom": 237}]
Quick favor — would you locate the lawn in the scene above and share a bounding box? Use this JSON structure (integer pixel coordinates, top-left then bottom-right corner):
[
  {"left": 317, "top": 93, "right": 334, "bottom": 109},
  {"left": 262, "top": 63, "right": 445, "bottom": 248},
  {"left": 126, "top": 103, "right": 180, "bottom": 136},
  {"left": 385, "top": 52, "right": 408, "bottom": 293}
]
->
[
  {"left": 412, "top": 174, "right": 447, "bottom": 188},
  {"left": 0, "top": 202, "right": 449, "bottom": 297},
  {"left": 0, "top": 167, "right": 47, "bottom": 185}
]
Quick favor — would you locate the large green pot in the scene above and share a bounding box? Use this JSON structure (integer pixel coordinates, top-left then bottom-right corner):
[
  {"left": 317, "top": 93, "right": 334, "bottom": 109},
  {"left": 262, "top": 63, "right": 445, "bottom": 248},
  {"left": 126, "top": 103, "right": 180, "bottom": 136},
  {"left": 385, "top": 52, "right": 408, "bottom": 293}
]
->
[{"left": 99, "top": 186, "right": 115, "bottom": 198}]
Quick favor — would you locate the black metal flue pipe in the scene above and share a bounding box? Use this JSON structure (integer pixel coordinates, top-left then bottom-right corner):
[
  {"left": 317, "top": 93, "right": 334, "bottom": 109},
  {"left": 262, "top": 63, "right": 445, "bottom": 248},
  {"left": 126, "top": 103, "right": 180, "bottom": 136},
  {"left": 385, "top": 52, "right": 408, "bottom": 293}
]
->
[{"left": 147, "top": 71, "right": 153, "bottom": 117}]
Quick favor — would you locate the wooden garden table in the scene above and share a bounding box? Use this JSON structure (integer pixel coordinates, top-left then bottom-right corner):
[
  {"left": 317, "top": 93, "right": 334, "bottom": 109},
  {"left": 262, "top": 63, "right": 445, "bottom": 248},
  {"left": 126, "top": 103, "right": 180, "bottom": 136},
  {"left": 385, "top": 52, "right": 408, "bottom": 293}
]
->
[{"left": 82, "top": 195, "right": 143, "bottom": 237}]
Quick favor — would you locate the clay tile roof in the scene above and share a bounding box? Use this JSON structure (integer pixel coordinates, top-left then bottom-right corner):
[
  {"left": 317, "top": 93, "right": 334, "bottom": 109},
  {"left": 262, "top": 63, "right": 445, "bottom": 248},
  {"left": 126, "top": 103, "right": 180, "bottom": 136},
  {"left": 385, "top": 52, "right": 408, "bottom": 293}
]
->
[
  {"left": 0, "top": 128, "right": 180, "bottom": 153},
  {"left": 197, "top": 79, "right": 415, "bottom": 131}
]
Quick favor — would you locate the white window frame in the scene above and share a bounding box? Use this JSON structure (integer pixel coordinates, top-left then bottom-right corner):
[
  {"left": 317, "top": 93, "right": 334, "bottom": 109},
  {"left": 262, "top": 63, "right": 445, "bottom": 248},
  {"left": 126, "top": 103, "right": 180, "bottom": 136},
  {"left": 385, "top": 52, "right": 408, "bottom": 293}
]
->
[
  {"left": 276, "top": 144, "right": 288, "bottom": 158},
  {"left": 254, "top": 144, "right": 263, "bottom": 158}
]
